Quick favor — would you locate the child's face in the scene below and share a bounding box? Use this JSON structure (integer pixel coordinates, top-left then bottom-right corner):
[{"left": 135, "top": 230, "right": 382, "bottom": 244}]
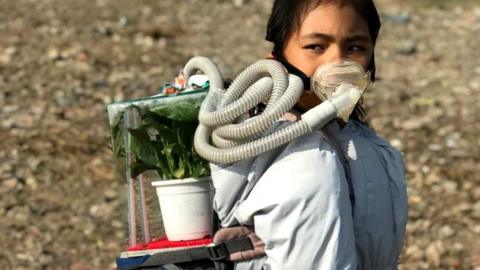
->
[
  {"left": 283, "top": 3, "right": 373, "bottom": 110},
  {"left": 284, "top": 3, "right": 373, "bottom": 76}
]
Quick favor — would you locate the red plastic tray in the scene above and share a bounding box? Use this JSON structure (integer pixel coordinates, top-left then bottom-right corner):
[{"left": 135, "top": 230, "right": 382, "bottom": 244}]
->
[{"left": 127, "top": 236, "right": 213, "bottom": 251}]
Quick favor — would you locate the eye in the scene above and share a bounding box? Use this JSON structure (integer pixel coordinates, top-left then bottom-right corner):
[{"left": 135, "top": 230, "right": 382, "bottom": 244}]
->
[
  {"left": 304, "top": 44, "right": 326, "bottom": 52},
  {"left": 348, "top": 45, "right": 366, "bottom": 53}
]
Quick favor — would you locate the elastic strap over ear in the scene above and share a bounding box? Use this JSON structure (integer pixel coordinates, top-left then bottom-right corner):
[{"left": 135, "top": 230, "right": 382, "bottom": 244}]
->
[{"left": 270, "top": 50, "right": 311, "bottom": 90}]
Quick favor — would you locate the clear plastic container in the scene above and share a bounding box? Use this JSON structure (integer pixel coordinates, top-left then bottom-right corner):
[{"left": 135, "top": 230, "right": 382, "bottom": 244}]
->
[{"left": 106, "top": 90, "right": 209, "bottom": 247}]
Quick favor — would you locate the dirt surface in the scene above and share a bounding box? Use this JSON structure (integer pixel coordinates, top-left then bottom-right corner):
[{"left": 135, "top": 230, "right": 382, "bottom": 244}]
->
[{"left": 1, "top": 0, "right": 479, "bottom": 269}]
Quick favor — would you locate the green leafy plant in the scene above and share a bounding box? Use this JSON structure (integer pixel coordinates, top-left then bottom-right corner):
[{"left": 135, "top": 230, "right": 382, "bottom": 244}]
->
[{"left": 111, "top": 98, "right": 209, "bottom": 180}]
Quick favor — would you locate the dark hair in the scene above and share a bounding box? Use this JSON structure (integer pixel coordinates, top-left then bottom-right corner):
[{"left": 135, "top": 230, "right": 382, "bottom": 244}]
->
[{"left": 265, "top": 0, "right": 381, "bottom": 124}]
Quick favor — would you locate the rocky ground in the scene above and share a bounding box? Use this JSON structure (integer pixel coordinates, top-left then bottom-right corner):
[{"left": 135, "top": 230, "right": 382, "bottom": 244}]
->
[{"left": 0, "top": 0, "right": 479, "bottom": 269}]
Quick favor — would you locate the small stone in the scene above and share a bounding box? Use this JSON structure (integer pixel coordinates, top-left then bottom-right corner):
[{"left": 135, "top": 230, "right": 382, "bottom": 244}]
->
[
  {"left": 89, "top": 203, "right": 114, "bottom": 219},
  {"left": 462, "top": 181, "right": 473, "bottom": 191},
  {"left": 474, "top": 7, "right": 480, "bottom": 18},
  {"left": 233, "top": 0, "right": 246, "bottom": 7},
  {"left": 26, "top": 157, "right": 41, "bottom": 170},
  {"left": 111, "top": 220, "right": 123, "bottom": 229},
  {"left": 83, "top": 222, "right": 96, "bottom": 236},
  {"left": 470, "top": 79, "right": 480, "bottom": 90},
  {"left": 436, "top": 158, "right": 447, "bottom": 165},
  {"left": 445, "top": 132, "right": 460, "bottom": 148},
  {"left": 141, "top": 55, "right": 151, "bottom": 63},
  {"left": 115, "top": 230, "right": 125, "bottom": 239},
  {"left": 426, "top": 242, "right": 444, "bottom": 267},
  {"left": 443, "top": 180, "right": 458, "bottom": 194},
  {"left": 408, "top": 195, "right": 422, "bottom": 205},
  {"left": 472, "top": 201, "right": 480, "bottom": 218},
  {"left": 0, "top": 46, "right": 17, "bottom": 64},
  {"left": 26, "top": 177, "right": 37, "bottom": 190},
  {"left": 39, "top": 254, "right": 54, "bottom": 266},
  {"left": 421, "top": 165, "right": 430, "bottom": 174},
  {"left": 47, "top": 47, "right": 62, "bottom": 61},
  {"left": 104, "top": 189, "right": 117, "bottom": 200},
  {"left": 4, "top": 46, "right": 17, "bottom": 55},
  {"left": 406, "top": 163, "right": 419, "bottom": 173},
  {"left": 391, "top": 139, "right": 403, "bottom": 150},
  {"left": 118, "top": 16, "right": 128, "bottom": 27},
  {"left": 472, "top": 187, "right": 480, "bottom": 200},
  {"left": 89, "top": 205, "right": 101, "bottom": 218},
  {"left": 427, "top": 144, "right": 442, "bottom": 151},
  {"left": 452, "top": 242, "right": 464, "bottom": 252},
  {"left": 0, "top": 54, "right": 10, "bottom": 65},
  {"left": 439, "top": 225, "right": 455, "bottom": 238},
  {"left": 457, "top": 203, "right": 471, "bottom": 212},
  {"left": 112, "top": 34, "right": 122, "bottom": 42},
  {"left": 402, "top": 117, "right": 427, "bottom": 130},
  {"left": 16, "top": 253, "right": 29, "bottom": 261},
  {"left": 108, "top": 71, "right": 135, "bottom": 84},
  {"left": 405, "top": 244, "right": 424, "bottom": 260},
  {"left": 2, "top": 178, "right": 18, "bottom": 189},
  {"left": 98, "top": 26, "right": 113, "bottom": 36},
  {"left": 396, "top": 39, "right": 417, "bottom": 55}
]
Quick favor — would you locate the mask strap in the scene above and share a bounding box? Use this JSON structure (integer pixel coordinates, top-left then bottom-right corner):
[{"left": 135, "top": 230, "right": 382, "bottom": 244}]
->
[{"left": 270, "top": 51, "right": 311, "bottom": 90}]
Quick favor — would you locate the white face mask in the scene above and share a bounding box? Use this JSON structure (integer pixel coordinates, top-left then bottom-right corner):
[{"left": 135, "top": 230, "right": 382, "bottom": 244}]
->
[
  {"left": 311, "top": 60, "right": 371, "bottom": 121},
  {"left": 311, "top": 60, "right": 371, "bottom": 101}
]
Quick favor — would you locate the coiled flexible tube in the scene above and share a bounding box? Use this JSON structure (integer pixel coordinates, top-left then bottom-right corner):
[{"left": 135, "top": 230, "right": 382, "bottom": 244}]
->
[{"left": 185, "top": 57, "right": 362, "bottom": 164}]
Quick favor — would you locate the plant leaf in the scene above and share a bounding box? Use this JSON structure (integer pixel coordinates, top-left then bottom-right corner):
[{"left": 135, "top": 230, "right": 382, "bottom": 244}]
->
[
  {"left": 129, "top": 128, "right": 159, "bottom": 168},
  {"left": 111, "top": 98, "right": 210, "bottom": 180},
  {"left": 150, "top": 99, "right": 203, "bottom": 122}
]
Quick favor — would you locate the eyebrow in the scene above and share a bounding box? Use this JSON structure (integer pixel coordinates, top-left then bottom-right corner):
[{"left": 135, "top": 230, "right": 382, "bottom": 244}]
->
[{"left": 302, "top": 32, "right": 371, "bottom": 43}]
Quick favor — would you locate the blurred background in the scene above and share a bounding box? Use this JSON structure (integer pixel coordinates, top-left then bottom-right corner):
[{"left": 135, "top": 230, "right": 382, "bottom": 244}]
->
[{"left": 0, "top": 0, "right": 479, "bottom": 269}]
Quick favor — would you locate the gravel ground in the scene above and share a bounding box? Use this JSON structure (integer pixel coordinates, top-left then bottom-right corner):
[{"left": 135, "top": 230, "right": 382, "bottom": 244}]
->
[{"left": 0, "top": 0, "right": 479, "bottom": 269}]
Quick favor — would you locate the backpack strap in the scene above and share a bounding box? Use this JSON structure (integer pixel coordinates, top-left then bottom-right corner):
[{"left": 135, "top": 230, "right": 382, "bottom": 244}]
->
[{"left": 321, "top": 127, "right": 356, "bottom": 213}]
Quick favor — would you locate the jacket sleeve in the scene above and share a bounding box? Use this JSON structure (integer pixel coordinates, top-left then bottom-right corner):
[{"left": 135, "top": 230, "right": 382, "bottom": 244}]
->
[{"left": 234, "top": 132, "right": 357, "bottom": 270}]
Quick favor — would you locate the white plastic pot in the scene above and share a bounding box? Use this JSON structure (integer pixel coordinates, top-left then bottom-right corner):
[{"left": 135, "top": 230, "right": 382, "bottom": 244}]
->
[{"left": 151, "top": 176, "right": 214, "bottom": 241}]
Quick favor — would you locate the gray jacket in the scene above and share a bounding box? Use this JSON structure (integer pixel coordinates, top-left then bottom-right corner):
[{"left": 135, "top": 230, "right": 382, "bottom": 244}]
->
[{"left": 210, "top": 120, "right": 408, "bottom": 270}]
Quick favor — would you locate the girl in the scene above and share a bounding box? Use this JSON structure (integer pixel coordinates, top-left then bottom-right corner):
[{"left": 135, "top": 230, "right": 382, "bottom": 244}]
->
[{"left": 212, "top": 0, "right": 408, "bottom": 269}]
